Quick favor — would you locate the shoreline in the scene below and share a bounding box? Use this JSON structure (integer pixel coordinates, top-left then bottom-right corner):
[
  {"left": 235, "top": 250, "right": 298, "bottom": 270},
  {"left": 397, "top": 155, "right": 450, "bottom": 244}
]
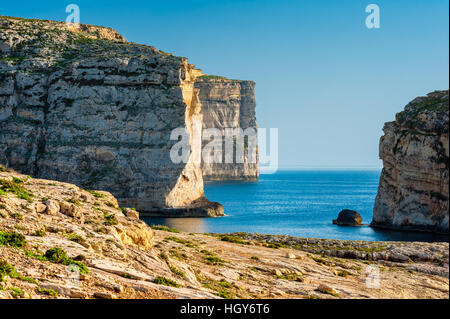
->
[
  {"left": 142, "top": 219, "right": 450, "bottom": 244},
  {"left": 1, "top": 167, "right": 448, "bottom": 299},
  {"left": 370, "top": 222, "right": 450, "bottom": 235},
  {"left": 206, "top": 231, "right": 449, "bottom": 245}
]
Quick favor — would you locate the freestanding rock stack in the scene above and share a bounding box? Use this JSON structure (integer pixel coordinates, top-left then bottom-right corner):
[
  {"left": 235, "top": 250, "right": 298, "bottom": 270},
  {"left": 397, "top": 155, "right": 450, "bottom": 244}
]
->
[
  {"left": 195, "top": 76, "right": 259, "bottom": 181},
  {"left": 372, "top": 90, "right": 449, "bottom": 233},
  {"left": 0, "top": 16, "right": 231, "bottom": 216},
  {"left": 333, "top": 209, "right": 363, "bottom": 226}
]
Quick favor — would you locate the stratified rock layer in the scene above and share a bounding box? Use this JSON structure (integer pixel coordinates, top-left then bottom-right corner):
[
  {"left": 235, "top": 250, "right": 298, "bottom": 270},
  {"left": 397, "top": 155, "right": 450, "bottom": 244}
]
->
[
  {"left": 0, "top": 16, "right": 222, "bottom": 215},
  {"left": 372, "top": 90, "right": 449, "bottom": 233},
  {"left": 195, "top": 76, "right": 258, "bottom": 181}
]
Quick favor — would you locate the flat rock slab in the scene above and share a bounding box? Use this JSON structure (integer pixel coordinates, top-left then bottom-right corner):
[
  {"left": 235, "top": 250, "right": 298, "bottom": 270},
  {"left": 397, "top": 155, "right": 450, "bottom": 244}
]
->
[{"left": 89, "top": 259, "right": 154, "bottom": 281}]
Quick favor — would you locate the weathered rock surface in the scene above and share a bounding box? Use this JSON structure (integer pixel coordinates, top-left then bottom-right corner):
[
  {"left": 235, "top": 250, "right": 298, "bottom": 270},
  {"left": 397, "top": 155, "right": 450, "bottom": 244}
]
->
[
  {"left": 372, "top": 90, "right": 449, "bottom": 233},
  {"left": 0, "top": 15, "right": 224, "bottom": 216},
  {"left": 238, "top": 233, "right": 448, "bottom": 270},
  {"left": 0, "top": 169, "right": 448, "bottom": 299},
  {"left": 195, "top": 76, "right": 259, "bottom": 181},
  {"left": 333, "top": 209, "right": 363, "bottom": 226}
]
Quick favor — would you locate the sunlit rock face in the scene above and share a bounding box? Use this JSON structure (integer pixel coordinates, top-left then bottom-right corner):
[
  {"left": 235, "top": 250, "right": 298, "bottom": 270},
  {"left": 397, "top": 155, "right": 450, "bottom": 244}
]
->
[
  {"left": 372, "top": 90, "right": 449, "bottom": 233},
  {"left": 0, "top": 16, "right": 224, "bottom": 215},
  {"left": 195, "top": 77, "right": 259, "bottom": 181}
]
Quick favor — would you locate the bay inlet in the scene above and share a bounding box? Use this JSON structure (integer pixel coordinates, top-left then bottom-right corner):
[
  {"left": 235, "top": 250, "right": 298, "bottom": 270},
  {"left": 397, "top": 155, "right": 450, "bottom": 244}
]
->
[{"left": 143, "top": 170, "right": 449, "bottom": 242}]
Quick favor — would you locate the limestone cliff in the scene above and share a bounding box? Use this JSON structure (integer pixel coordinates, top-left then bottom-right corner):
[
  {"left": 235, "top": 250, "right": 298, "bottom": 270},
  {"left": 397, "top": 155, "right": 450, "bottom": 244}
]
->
[
  {"left": 195, "top": 76, "right": 259, "bottom": 181},
  {"left": 0, "top": 16, "right": 223, "bottom": 216},
  {"left": 372, "top": 90, "right": 449, "bottom": 233}
]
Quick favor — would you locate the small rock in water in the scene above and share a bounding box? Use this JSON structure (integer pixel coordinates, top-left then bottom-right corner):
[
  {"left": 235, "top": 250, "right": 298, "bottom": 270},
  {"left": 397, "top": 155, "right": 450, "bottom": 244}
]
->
[{"left": 333, "top": 209, "right": 363, "bottom": 226}]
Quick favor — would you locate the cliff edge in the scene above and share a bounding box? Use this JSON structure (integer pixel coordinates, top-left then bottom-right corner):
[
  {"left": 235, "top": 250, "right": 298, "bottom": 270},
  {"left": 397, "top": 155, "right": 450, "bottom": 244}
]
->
[
  {"left": 0, "top": 16, "right": 226, "bottom": 216},
  {"left": 372, "top": 90, "right": 449, "bottom": 233},
  {"left": 195, "top": 75, "right": 259, "bottom": 181}
]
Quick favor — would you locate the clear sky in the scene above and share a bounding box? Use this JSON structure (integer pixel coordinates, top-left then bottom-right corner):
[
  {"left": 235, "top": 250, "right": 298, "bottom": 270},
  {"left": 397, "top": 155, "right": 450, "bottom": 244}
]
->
[{"left": 1, "top": 0, "right": 448, "bottom": 169}]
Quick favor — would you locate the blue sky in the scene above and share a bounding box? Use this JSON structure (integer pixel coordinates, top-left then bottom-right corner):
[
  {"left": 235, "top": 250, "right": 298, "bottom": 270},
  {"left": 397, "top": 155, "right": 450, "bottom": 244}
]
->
[{"left": 1, "top": 0, "right": 448, "bottom": 168}]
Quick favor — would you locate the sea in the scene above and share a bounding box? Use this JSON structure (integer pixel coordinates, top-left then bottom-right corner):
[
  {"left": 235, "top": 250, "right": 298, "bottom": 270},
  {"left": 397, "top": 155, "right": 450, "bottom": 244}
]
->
[{"left": 143, "top": 170, "right": 449, "bottom": 242}]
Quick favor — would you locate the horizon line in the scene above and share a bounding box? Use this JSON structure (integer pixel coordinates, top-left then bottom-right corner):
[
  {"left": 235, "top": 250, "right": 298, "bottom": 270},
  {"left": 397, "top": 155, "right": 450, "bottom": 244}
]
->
[{"left": 266, "top": 166, "right": 382, "bottom": 171}]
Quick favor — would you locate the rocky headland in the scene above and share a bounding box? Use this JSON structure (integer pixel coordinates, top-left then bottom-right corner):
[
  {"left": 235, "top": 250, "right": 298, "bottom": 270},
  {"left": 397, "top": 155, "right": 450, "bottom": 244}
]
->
[
  {"left": 196, "top": 76, "right": 259, "bottom": 181},
  {"left": 0, "top": 16, "right": 258, "bottom": 217},
  {"left": 372, "top": 90, "right": 449, "bottom": 233}
]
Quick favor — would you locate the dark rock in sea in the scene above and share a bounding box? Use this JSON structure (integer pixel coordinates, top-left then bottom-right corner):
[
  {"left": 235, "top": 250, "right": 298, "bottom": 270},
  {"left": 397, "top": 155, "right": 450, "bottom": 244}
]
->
[{"left": 333, "top": 209, "right": 363, "bottom": 226}]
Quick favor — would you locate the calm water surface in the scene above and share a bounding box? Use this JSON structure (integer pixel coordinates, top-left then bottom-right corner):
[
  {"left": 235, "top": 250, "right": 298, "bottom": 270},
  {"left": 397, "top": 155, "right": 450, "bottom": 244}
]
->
[{"left": 143, "top": 170, "right": 449, "bottom": 242}]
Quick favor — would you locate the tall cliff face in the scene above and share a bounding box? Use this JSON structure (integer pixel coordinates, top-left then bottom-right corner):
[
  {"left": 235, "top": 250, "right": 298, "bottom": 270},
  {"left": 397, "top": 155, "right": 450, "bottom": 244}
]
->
[
  {"left": 0, "top": 16, "right": 223, "bottom": 216},
  {"left": 195, "top": 77, "right": 259, "bottom": 181},
  {"left": 372, "top": 90, "right": 449, "bottom": 233}
]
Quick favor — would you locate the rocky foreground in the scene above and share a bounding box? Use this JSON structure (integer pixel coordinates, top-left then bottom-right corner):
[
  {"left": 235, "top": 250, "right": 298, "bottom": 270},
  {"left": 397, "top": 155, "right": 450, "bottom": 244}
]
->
[{"left": 0, "top": 167, "right": 448, "bottom": 299}]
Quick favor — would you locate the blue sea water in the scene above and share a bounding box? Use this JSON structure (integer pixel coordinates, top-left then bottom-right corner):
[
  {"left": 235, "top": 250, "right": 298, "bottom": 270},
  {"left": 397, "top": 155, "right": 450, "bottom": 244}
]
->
[{"left": 143, "top": 170, "right": 449, "bottom": 242}]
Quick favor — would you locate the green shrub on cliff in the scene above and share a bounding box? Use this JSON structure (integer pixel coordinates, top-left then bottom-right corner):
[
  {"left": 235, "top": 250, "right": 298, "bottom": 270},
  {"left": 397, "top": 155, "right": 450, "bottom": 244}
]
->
[
  {"left": 0, "top": 260, "right": 38, "bottom": 284},
  {"left": 103, "top": 213, "right": 118, "bottom": 226},
  {"left": 196, "top": 274, "right": 235, "bottom": 299},
  {"left": 198, "top": 75, "right": 228, "bottom": 80},
  {"left": 169, "top": 249, "right": 188, "bottom": 260},
  {"left": 8, "top": 287, "right": 25, "bottom": 298},
  {"left": 204, "top": 255, "right": 226, "bottom": 266},
  {"left": 0, "top": 178, "right": 33, "bottom": 201},
  {"left": 153, "top": 276, "right": 180, "bottom": 288},
  {"left": 32, "top": 229, "right": 46, "bottom": 237},
  {"left": 0, "top": 260, "right": 17, "bottom": 281},
  {"left": 0, "top": 231, "right": 27, "bottom": 247},
  {"left": 265, "top": 242, "right": 287, "bottom": 249},
  {"left": 169, "top": 265, "right": 186, "bottom": 278},
  {"left": 166, "top": 236, "right": 197, "bottom": 248},
  {"left": 44, "top": 247, "right": 68, "bottom": 263},
  {"left": 219, "top": 235, "right": 248, "bottom": 245},
  {"left": 150, "top": 225, "right": 180, "bottom": 233},
  {"left": 44, "top": 247, "right": 89, "bottom": 274},
  {"left": 120, "top": 273, "right": 134, "bottom": 279},
  {"left": 37, "top": 287, "right": 59, "bottom": 297},
  {"left": 88, "top": 190, "right": 105, "bottom": 198},
  {"left": 66, "top": 233, "right": 86, "bottom": 245},
  {"left": 0, "top": 56, "right": 24, "bottom": 63},
  {"left": 397, "top": 98, "right": 448, "bottom": 123}
]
